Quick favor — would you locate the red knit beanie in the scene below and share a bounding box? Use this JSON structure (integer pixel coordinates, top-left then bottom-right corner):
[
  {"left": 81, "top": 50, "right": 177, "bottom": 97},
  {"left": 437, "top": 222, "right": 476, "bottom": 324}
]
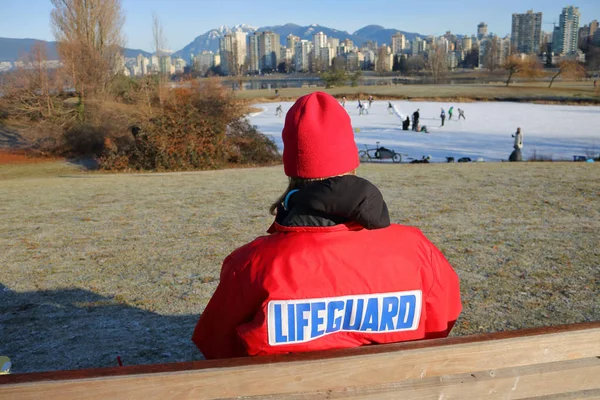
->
[{"left": 282, "top": 92, "right": 359, "bottom": 178}]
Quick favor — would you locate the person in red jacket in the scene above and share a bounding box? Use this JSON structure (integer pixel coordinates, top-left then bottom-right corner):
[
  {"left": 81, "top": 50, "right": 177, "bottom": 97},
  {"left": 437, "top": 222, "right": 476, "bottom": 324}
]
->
[{"left": 192, "top": 92, "right": 462, "bottom": 359}]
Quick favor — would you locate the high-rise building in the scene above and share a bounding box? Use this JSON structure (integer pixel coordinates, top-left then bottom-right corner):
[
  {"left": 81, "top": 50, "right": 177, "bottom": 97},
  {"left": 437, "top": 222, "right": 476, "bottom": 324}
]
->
[
  {"left": 294, "top": 40, "right": 313, "bottom": 72},
  {"left": 312, "top": 32, "right": 328, "bottom": 53},
  {"left": 233, "top": 30, "right": 248, "bottom": 68},
  {"left": 248, "top": 33, "right": 260, "bottom": 73},
  {"left": 286, "top": 34, "right": 300, "bottom": 58},
  {"left": 591, "top": 20, "right": 599, "bottom": 38},
  {"left": 319, "top": 47, "right": 336, "bottom": 69},
  {"left": 259, "top": 31, "right": 281, "bottom": 71},
  {"left": 219, "top": 34, "right": 235, "bottom": 75},
  {"left": 327, "top": 37, "right": 340, "bottom": 50},
  {"left": 391, "top": 32, "right": 406, "bottom": 55},
  {"left": 197, "top": 51, "right": 215, "bottom": 72},
  {"left": 462, "top": 36, "right": 473, "bottom": 51},
  {"left": 477, "top": 22, "right": 488, "bottom": 40},
  {"left": 553, "top": 6, "right": 580, "bottom": 55},
  {"left": 411, "top": 37, "right": 427, "bottom": 56},
  {"left": 159, "top": 56, "right": 172, "bottom": 75},
  {"left": 511, "top": 10, "right": 543, "bottom": 54}
]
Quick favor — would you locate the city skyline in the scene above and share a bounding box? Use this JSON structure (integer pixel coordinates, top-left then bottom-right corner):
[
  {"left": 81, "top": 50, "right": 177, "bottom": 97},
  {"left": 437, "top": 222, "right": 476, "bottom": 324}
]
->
[{"left": 1, "top": 0, "right": 600, "bottom": 52}]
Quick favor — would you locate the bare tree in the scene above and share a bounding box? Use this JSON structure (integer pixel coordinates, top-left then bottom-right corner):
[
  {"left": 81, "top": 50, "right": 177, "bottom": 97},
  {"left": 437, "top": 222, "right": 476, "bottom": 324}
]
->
[
  {"left": 503, "top": 55, "right": 542, "bottom": 87},
  {"left": 426, "top": 46, "right": 448, "bottom": 84},
  {"left": 548, "top": 59, "right": 586, "bottom": 88},
  {"left": 482, "top": 37, "right": 501, "bottom": 71},
  {"left": 152, "top": 13, "right": 168, "bottom": 104},
  {"left": 51, "top": 0, "right": 126, "bottom": 99}
]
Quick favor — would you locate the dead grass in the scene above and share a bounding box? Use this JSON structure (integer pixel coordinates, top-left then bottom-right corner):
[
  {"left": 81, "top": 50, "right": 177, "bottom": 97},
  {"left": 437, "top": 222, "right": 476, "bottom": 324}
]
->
[
  {"left": 235, "top": 82, "right": 600, "bottom": 105},
  {"left": 0, "top": 162, "right": 598, "bottom": 373}
]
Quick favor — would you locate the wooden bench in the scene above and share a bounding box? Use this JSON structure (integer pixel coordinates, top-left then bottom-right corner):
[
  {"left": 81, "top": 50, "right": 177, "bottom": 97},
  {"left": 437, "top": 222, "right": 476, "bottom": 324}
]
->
[{"left": 1, "top": 322, "right": 599, "bottom": 399}]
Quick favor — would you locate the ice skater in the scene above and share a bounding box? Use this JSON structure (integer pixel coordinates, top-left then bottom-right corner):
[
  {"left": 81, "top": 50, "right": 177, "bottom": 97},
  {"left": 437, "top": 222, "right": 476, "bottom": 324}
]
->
[
  {"left": 412, "top": 109, "right": 420, "bottom": 131},
  {"left": 357, "top": 100, "right": 365, "bottom": 115},
  {"left": 448, "top": 106, "right": 454, "bottom": 120},
  {"left": 341, "top": 96, "right": 347, "bottom": 108},
  {"left": 368, "top": 95, "right": 374, "bottom": 108},
  {"left": 440, "top": 108, "right": 446, "bottom": 127},
  {"left": 402, "top": 116, "right": 410, "bottom": 130},
  {"left": 417, "top": 124, "right": 429, "bottom": 134},
  {"left": 509, "top": 127, "right": 523, "bottom": 162},
  {"left": 458, "top": 108, "right": 466, "bottom": 120},
  {"left": 388, "top": 102, "right": 394, "bottom": 115},
  {"left": 275, "top": 105, "right": 283, "bottom": 117}
]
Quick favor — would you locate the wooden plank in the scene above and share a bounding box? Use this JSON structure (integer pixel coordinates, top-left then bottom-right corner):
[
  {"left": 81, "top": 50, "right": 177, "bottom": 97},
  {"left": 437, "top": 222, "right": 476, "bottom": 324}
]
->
[
  {"left": 237, "top": 357, "right": 600, "bottom": 399},
  {"left": 1, "top": 327, "right": 599, "bottom": 400},
  {"left": 2, "top": 321, "right": 599, "bottom": 385}
]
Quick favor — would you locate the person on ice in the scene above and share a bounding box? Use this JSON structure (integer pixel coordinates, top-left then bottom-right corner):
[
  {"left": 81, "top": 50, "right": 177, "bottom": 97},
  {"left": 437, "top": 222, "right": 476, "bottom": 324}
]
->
[
  {"left": 275, "top": 105, "right": 283, "bottom": 117},
  {"left": 412, "top": 109, "right": 420, "bottom": 131},
  {"left": 341, "top": 96, "right": 347, "bottom": 108},
  {"left": 357, "top": 100, "right": 364, "bottom": 115},
  {"left": 368, "top": 95, "right": 374, "bottom": 108},
  {"left": 458, "top": 108, "right": 466, "bottom": 120},
  {"left": 388, "top": 102, "right": 394, "bottom": 115},
  {"left": 440, "top": 108, "right": 446, "bottom": 127},
  {"left": 192, "top": 92, "right": 462, "bottom": 359},
  {"left": 402, "top": 116, "right": 410, "bottom": 130},
  {"left": 448, "top": 106, "right": 454, "bottom": 120},
  {"left": 509, "top": 128, "right": 523, "bottom": 161}
]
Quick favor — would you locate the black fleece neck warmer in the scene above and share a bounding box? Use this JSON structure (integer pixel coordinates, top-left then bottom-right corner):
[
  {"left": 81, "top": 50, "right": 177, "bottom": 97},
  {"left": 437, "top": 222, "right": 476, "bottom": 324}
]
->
[{"left": 275, "top": 175, "right": 391, "bottom": 230}]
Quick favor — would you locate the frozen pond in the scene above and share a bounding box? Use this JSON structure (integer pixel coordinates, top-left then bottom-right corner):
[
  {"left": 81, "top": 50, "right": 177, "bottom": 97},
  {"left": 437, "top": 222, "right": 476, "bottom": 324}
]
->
[{"left": 248, "top": 100, "right": 600, "bottom": 162}]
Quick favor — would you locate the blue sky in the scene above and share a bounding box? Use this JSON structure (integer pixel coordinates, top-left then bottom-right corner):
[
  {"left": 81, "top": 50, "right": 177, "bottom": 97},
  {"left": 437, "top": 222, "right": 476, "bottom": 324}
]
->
[{"left": 1, "top": 0, "right": 599, "bottom": 51}]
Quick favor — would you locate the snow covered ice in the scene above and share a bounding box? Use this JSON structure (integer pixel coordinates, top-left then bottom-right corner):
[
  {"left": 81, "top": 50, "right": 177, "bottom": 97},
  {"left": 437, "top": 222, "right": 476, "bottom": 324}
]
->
[{"left": 248, "top": 100, "right": 600, "bottom": 162}]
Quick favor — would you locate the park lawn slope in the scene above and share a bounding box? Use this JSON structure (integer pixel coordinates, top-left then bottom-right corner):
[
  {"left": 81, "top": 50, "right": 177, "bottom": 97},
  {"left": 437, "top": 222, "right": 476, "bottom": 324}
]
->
[{"left": 0, "top": 162, "right": 598, "bottom": 373}]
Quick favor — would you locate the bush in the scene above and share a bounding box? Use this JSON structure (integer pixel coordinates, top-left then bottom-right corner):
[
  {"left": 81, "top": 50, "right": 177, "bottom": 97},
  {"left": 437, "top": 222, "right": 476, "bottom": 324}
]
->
[
  {"left": 226, "top": 120, "right": 280, "bottom": 165},
  {"left": 98, "top": 80, "right": 280, "bottom": 171},
  {"left": 62, "top": 123, "right": 107, "bottom": 157}
]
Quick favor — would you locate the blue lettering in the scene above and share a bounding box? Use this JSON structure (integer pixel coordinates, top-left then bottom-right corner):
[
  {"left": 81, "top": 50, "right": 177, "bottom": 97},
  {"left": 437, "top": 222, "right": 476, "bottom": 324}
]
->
[
  {"left": 343, "top": 299, "right": 364, "bottom": 330},
  {"left": 326, "top": 301, "right": 345, "bottom": 333},
  {"left": 274, "top": 304, "right": 287, "bottom": 344},
  {"left": 296, "top": 303, "right": 311, "bottom": 341},
  {"left": 287, "top": 303, "right": 296, "bottom": 342},
  {"left": 361, "top": 298, "right": 380, "bottom": 331},
  {"left": 379, "top": 296, "right": 400, "bottom": 331},
  {"left": 396, "top": 295, "right": 417, "bottom": 329},
  {"left": 311, "top": 302, "right": 326, "bottom": 338}
]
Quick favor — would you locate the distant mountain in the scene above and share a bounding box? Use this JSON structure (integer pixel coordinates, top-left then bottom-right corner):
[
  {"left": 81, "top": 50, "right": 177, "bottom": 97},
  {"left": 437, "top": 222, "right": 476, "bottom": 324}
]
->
[
  {"left": 353, "top": 25, "right": 422, "bottom": 45},
  {"left": 2, "top": 23, "right": 424, "bottom": 63},
  {"left": 173, "top": 24, "right": 258, "bottom": 60},
  {"left": 0, "top": 37, "right": 152, "bottom": 62},
  {"left": 0, "top": 38, "right": 59, "bottom": 62},
  {"left": 173, "top": 23, "right": 424, "bottom": 60}
]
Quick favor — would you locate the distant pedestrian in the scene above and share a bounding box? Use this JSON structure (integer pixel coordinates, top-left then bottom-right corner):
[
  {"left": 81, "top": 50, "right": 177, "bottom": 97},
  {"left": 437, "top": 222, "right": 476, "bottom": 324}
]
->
[
  {"left": 509, "top": 127, "right": 523, "bottom": 162},
  {"left": 440, "top": 108, "right": 446, "bottom": 126},
  {"left": 388, "top": 102, "right": 394, "bottom": 115},
  {"left": 341, "top": 96, "right": 347, "bottom": 108},
  {"left": 448, "top": 106, "right": 454, "bottom": 120},
  {"left": 275, "top": 89, "right": 279, "bottom": 98},
  {"left": 458, "top": 108, "right": 466, "bottom": 120},
  {"left": 412, "top": 109, "right": 420, "bottom": 131},
  {"left": 368, "top": 95, "right": 374, "bottom": 108},
  {"left": 403, "top": 116, "right": 410, "bottom": 130},
  {"left": 357, "top": 100, "right": 365, "bottom": 116},
  {"left": 275, "top": 105, "right": 283, "bottom": 117}
]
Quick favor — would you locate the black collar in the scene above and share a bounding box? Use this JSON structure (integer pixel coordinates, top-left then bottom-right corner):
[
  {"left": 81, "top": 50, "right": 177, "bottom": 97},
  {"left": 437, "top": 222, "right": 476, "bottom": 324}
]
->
[{"left": 275, "top": 175, "right": 390, "bottom": 230}]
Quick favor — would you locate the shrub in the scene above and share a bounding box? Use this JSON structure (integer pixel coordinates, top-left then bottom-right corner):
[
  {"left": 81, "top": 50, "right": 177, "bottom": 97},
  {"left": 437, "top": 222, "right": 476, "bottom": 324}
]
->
[{"left": 226, "top": 120, "right": 280, "bottom": 165}]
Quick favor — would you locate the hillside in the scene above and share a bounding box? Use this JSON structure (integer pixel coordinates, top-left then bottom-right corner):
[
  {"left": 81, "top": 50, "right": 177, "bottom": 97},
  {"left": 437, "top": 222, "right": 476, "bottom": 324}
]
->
[{"left": 0, "top": 37, "right": 152, "bottom": 62}]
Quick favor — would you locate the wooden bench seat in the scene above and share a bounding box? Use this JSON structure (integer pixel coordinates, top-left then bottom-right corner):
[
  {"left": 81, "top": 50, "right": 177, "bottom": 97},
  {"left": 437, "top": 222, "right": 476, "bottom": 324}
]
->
[{"left": 1, "top": 322, "right": 599, "bottom": 399}]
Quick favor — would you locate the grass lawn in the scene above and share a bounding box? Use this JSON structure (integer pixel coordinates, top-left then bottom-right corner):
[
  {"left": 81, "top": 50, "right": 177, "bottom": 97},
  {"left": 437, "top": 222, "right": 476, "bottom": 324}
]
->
[
  {"left": 235, "top": 82, "right": 600, "bottom": 103},
  {"left": 1, "top": 161, "right": 598, "bottom": 373}
]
